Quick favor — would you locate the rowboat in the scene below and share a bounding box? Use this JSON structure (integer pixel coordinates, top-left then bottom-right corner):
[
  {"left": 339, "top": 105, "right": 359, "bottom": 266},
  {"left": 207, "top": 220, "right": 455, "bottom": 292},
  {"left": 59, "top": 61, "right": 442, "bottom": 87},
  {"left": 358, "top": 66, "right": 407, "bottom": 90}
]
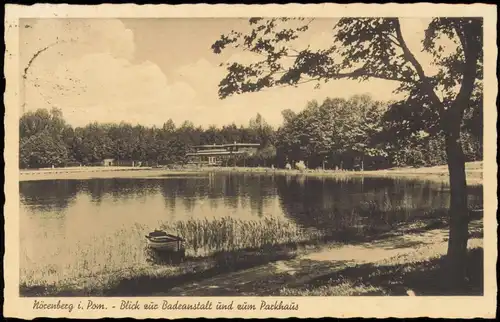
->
[{"left": 145, "top": 230, "right": 184, "bottom": 251}]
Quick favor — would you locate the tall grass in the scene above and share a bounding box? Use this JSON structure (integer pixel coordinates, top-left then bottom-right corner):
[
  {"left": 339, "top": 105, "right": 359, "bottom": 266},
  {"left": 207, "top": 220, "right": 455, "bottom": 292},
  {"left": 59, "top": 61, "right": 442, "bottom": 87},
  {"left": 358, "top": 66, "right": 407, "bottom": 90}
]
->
[
  {"left": 161, "top": 216, "right": 323, "bottom": 256},
  {"left": 20, "top": 216, "right": 321, "bottom": 288},
  {"left": 20, "top": 223, "right": 150, "bottom": 288}
]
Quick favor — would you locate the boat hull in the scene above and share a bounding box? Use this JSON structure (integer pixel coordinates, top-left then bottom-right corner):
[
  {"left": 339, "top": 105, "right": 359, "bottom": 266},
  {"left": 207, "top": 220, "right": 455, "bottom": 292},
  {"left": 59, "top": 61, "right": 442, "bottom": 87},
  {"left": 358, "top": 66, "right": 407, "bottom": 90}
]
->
[
  {"left": 146, "top": 239, "right": 181, "bottom": 251},
  {"left": 145, "top": 230, "right": 184, "bottom": 252}
]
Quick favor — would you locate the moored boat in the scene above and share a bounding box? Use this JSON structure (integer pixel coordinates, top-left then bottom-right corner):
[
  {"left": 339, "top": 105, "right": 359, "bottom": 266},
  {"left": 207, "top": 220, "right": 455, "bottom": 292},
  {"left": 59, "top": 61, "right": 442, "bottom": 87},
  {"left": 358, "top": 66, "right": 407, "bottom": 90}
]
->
[{"left": 145, "top": 230, "right": 184, "bottom": 251}]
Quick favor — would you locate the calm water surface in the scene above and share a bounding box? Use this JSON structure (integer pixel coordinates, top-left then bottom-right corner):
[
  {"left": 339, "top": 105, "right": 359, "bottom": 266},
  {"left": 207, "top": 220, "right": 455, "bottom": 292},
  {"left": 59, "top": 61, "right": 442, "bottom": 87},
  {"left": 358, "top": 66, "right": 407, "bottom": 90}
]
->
[{"left": 19, "top": 173, "right": 483, "bottom": 282}]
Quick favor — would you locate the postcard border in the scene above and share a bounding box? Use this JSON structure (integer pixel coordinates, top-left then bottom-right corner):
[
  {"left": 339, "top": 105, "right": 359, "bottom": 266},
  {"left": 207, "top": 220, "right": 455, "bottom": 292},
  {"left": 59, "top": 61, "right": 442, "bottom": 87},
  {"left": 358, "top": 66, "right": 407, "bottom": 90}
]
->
[{"left": 4, "top": 3, "right": 498, "bottom": 319}]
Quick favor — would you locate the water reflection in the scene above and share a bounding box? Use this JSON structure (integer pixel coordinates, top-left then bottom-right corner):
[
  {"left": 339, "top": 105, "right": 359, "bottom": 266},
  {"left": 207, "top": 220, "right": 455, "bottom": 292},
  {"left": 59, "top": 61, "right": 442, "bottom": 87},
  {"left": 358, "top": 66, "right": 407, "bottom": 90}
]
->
[
  {"left": 20, "top": 180, "right": 79, "bottom": 212},
  {"left": 20, "top": 174, "right": 483, "bottom": 231},
  {"left": 276, "top": 175, "right": 483, "bottom": 234}
]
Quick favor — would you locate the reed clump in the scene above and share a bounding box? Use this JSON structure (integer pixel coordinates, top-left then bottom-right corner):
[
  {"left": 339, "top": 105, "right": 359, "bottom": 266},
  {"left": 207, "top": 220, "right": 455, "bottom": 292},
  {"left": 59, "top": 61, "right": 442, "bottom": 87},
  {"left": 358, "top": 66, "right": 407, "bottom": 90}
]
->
[
  {"left": 20, "top": 216, "right": 322, "bottom": 291},
  {"left": 161, "top": 216, "right": 323, "bottom": 256}
]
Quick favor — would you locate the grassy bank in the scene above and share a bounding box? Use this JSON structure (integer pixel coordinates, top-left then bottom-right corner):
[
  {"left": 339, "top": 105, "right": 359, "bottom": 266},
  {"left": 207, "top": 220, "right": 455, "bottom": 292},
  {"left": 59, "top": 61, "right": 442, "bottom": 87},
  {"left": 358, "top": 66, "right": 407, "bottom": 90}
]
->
[
  {"left": 164, "top": 218, "right": 484, "bottom": 297},
  {"left": 19, "top": 161, "right": 483, "bottom": 184},
  {"left": 278, "top": 245, "right": 483, "bottom": 296},
  {"left": 208, "top": 161, "right": 483, "bottom": 185},
  {"left": 20, "top": 211, "right": 483, "bottom": 297}
]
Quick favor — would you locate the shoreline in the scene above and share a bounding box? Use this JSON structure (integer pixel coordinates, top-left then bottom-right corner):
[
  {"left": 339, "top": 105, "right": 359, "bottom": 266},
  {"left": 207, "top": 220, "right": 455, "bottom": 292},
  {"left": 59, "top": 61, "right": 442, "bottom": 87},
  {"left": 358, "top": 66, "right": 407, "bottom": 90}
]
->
[
  {"left": 19, "top": 167, "right": 204, "bottom": 181},
  {"left": 20, "top": 217, "right": 484, "bottom": 297},
  {"left": 19, "top": 162, "right": 483, "bottom": 184}
]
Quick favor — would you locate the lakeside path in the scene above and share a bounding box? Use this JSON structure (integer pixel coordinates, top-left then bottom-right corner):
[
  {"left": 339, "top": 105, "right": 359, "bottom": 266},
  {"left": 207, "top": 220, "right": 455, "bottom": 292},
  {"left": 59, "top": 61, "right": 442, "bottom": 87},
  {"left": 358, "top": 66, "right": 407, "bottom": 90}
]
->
[
  {"left": 159, "top": 219, "right": 483, "bottom": 296},
  {"left": 19, "top": 161, "right": 483, "bottom": 185},
  {"left": 19, "top": 167, "right": 204, "bottom": 181}
]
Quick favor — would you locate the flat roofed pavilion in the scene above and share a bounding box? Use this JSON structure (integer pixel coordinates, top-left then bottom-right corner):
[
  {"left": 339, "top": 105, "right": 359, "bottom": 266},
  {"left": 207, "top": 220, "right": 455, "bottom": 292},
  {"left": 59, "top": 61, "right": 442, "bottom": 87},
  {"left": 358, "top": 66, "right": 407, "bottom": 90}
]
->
[{"left": 186, "top": 142, "right": 260, "bottom": 166}]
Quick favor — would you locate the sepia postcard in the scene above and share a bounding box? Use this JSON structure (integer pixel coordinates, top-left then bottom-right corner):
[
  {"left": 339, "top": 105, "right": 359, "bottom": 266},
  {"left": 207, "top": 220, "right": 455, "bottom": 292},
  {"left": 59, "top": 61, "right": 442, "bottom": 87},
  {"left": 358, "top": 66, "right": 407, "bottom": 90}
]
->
[{"left": 3, "top": 3, "right": 498, "bottom": 319}]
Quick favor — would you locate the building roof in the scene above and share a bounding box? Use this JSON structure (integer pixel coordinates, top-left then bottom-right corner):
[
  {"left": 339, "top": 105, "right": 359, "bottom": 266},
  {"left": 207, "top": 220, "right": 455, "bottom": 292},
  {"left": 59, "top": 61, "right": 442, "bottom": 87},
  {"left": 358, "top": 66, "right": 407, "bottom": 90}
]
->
[
  {"left": 193, "top": 149, "right": 228, "bottom": 153},
  {"left": 186, "top": 150, "right": 248, "bottom": 157},
  {"left": 192, "top": 143, "right": 260, "bottom": 149}
]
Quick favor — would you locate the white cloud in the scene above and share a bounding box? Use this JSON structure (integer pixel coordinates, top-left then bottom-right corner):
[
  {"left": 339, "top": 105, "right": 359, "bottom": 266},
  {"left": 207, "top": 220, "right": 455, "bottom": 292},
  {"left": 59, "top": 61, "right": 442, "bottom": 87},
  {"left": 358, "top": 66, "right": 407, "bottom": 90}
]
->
[
  {"left": 21, "top": 18, "right": 139, "bottom": 118},
  {"left": 22, "top": 18, "right": 198, "bottom": 127},
  {"left": 33, "top": 53, "right": 200, "bottom": 127},
  {"left": 163, "top": 49, "right": 402, "bottom": 128},
  {"left": 21, "top": 19, "right": 135, "bottom": 74},
  {"left": 174, "top": 58, "right": 225, "bottom": 101}
]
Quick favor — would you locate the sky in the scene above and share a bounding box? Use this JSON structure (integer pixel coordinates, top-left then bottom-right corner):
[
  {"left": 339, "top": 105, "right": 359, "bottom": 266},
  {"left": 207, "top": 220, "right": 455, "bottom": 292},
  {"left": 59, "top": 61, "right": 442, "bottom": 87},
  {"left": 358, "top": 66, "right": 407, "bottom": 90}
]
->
[{"left": 19, "top": 18, "right": 438, "bottom": 128}]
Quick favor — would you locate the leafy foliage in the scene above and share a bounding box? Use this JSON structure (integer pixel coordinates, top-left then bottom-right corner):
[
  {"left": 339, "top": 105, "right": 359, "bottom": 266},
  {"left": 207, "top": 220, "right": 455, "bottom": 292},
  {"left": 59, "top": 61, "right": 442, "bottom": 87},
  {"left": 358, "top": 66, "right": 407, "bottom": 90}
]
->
[
  {"left": 20, "top": 130, "right": 69, "bottom": 168},
  {"left": 275, "top": 94, "right": 390, "bottom": 169},
  {"left": 212, "top": 18, "right": 483, "bottom": 135}
]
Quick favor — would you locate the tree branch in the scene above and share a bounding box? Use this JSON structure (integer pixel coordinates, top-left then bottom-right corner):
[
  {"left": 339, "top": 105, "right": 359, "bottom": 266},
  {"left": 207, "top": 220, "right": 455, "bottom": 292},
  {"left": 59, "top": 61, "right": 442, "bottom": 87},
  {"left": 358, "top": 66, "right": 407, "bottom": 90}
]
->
[
  {"left": 327, "top": 68, "right": 410, "bottom": 83},
  {"left": 394, "top": 19, "right": 445, "bottom": 116},
  {"left": 451, "top": 21, "right": 481, "bottom": 115},
  {"left": 387, "top": 34, "right": 402, "bottom": 48},
  {"left": 303, "top": 18, "right": 315, "bottom": 29},
  {"left": 453, "top": 23, "right": 468, "bottom": 54}
]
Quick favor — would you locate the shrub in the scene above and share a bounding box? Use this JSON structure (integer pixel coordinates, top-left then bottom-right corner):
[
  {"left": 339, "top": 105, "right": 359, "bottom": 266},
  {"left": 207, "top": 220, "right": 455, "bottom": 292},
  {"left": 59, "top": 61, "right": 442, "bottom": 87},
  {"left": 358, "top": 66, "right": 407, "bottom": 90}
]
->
[{"left": 295, "top": 160, "right": 307, "bottom": 171}]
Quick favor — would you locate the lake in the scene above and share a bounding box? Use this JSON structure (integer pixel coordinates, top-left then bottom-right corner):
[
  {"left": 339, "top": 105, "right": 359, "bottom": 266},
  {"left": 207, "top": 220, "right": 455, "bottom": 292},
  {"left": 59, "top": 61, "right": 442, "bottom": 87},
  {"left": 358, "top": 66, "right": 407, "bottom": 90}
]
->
[{"left": 19, "top": 172, "right": 483, "bottom": 284}]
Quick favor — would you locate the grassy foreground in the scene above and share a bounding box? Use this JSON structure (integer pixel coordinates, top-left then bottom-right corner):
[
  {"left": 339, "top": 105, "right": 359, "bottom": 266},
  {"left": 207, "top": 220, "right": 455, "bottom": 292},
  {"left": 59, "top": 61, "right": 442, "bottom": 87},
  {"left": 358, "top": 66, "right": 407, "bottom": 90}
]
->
[
  {"left": 163, "top": 218, "right": 484, "bottom": 297},
  {"left": 20, "top": 213, "right": 484, "bottom": 297}
]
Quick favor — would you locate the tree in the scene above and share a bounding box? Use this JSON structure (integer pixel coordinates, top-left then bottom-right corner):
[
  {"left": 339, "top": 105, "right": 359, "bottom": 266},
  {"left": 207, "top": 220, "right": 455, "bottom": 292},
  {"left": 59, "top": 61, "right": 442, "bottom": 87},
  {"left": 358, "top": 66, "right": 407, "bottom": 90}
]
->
[
  {"left": 19, "top": 108, "right": 73, "bottom": 168},
  {"left": 220, "top": 123, "right": 243, "bottom": 143},
  {"left": 20, "top": 107, "right": 67, "bottom": 139},
  {"left": 201, "top": 125, "right": 224, "bottom": 145},
  {"left": 274, "top": 95, "right": 388, "bottom": 170},
  {"left": 156, "top": 137, "right": 188, "bottom": 165},
  {"left": 212, "top": 17, "right": 483, "bottom": 286},
  {"left": 249, "top": 113, "right": 275, "bottom": 147},
  {"left": 342, "top": 95, "right": 388, "bottom": 169},
  {"left": 162, "top": 119, "right": 176, "bottom": 134},
  {"left": 72, "top": 123, "right": 114, "bottom": 164},
  {"left": 254, "top": 144, "right": 277, "bottom": 167},
  {"left": 20, "top": 130, "right": 69, "bottom": 168}
]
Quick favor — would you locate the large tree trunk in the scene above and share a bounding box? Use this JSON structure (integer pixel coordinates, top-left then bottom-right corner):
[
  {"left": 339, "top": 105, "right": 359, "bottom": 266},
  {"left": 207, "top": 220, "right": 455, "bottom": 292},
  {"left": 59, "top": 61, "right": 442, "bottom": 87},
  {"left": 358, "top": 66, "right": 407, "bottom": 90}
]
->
[{"left": 444, "top": 129, "right": 469, "bottom": 289}]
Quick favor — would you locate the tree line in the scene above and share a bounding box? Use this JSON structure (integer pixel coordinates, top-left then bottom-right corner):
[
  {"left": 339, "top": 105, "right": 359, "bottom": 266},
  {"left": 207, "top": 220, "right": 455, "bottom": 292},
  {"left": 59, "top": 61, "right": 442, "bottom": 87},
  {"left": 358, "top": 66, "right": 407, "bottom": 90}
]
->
[
  {"left": 277, "top": 94, "right": 481, "bottom": 170},
  {"left": 19, "top": 108, "right": 275, "bottom": 169},
  {"left": 19, "top": 93, "right": 482, "bottom": 170}
]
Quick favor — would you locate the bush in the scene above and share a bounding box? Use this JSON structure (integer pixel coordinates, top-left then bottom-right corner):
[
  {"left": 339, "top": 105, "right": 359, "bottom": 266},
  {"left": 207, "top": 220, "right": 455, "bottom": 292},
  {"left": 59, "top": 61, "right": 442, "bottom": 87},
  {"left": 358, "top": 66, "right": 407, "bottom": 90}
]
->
[{"left": 295, "top": 160, "right": 307, "bottom": 171}]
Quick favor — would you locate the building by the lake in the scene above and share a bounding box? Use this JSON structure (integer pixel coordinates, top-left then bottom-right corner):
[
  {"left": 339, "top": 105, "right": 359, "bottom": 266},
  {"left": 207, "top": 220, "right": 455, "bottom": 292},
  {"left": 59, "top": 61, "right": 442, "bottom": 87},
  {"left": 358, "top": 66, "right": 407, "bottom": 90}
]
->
[
  {"left": 186, "top": 142, "right": 260, "bottom": 166},
  {"left": 100, "top": 159, "right": 143, "bottom": 167},
  {"left": 102, "top": 158, "right": 115, "bottom": 166}
]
